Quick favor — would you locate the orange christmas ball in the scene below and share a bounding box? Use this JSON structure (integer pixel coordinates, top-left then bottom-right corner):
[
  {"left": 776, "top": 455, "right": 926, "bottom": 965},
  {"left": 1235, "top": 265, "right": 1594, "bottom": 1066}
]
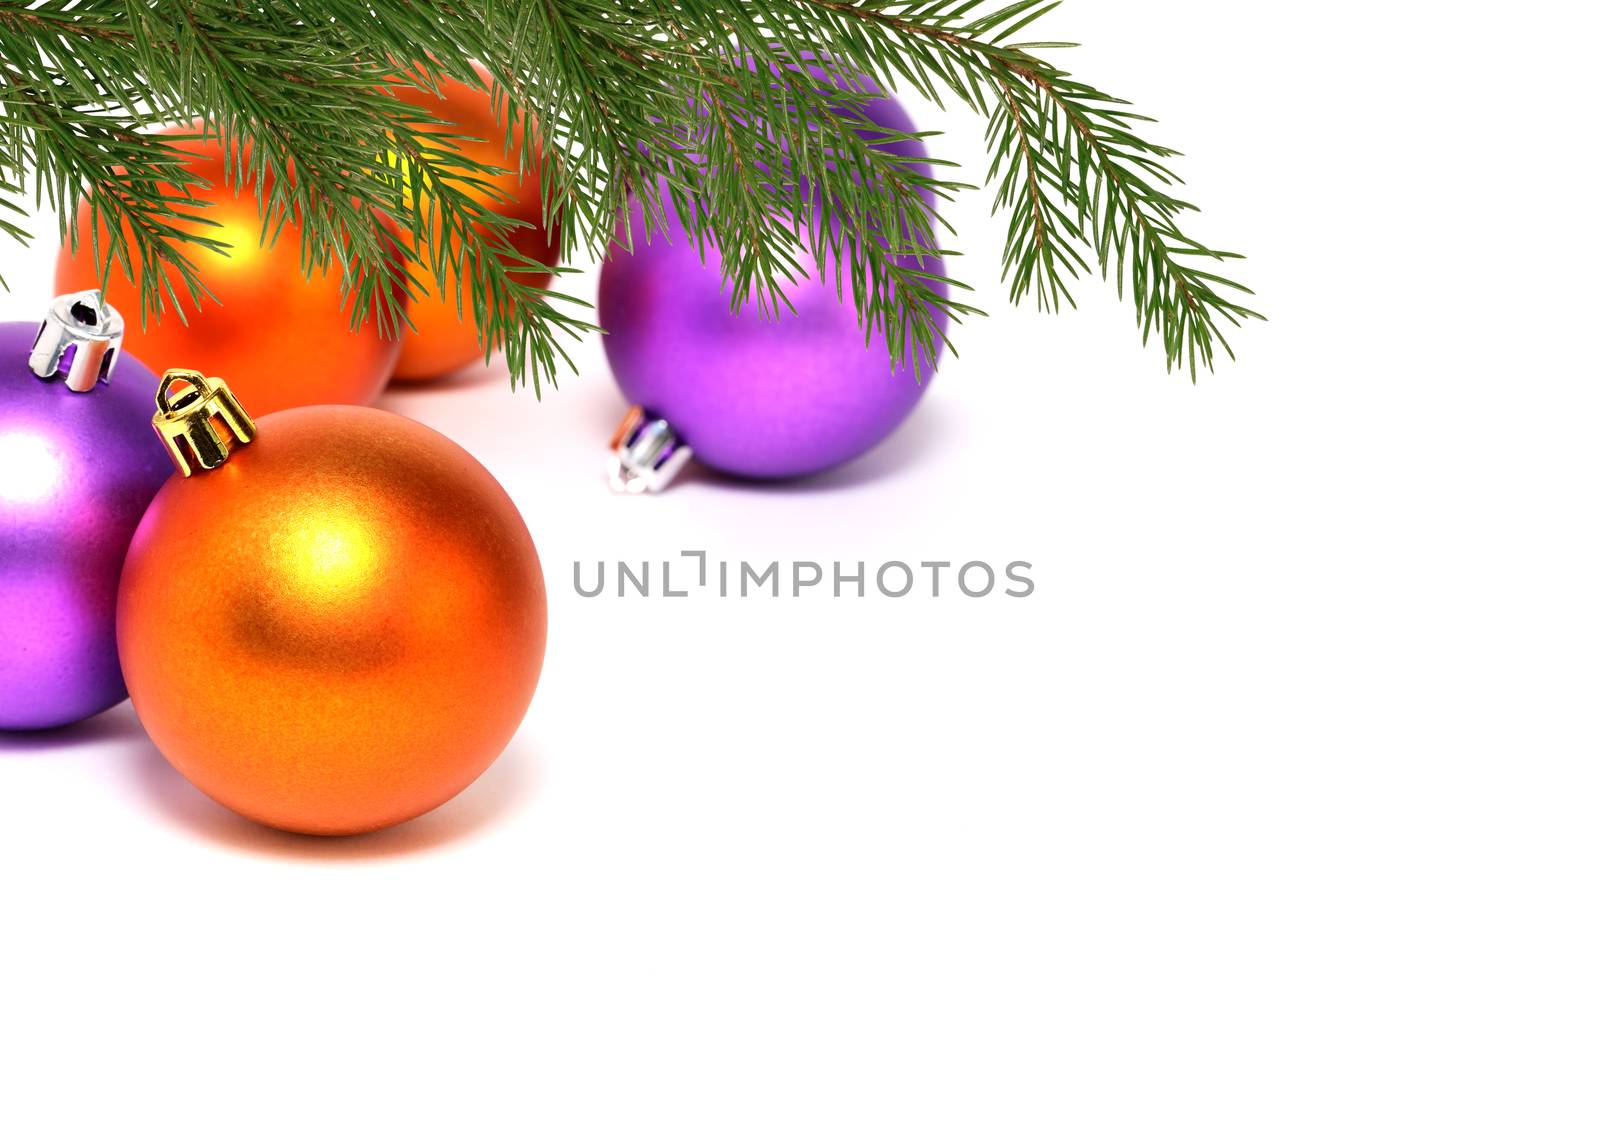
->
[
  {"left": 388, "top": 73, "right": 560, "bottom": 381},
  {"left": 118, "top": 391, "right": 546, "bottom": 836},
  {"left": 54, "top": 130, "right": 404, "bottom": 415}
]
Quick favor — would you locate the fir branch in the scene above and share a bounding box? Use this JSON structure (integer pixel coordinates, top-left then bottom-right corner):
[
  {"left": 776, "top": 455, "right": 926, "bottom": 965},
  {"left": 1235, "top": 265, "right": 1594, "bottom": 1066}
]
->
[
  {"left": 772, "top": 0, "right": 1263, "bottom": 374},
  {"left": 0, "top": 0, "right": 1257, "bottom": 389}
]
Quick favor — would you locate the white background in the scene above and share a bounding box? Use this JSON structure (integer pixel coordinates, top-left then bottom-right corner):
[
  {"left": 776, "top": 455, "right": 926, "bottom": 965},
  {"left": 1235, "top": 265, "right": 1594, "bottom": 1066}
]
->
[{"left": 2, "top": 5, "right": 1596, "bottom": 1145}]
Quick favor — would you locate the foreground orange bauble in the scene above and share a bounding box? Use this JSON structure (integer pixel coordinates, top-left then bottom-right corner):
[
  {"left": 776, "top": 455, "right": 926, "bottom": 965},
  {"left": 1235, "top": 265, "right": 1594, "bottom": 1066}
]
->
[
  {"left": 389, "top": 74, "right": 560, "bottom": 380},
  {"left": 54, "top": 130, "right": 403, "bottom": 415},
  {"left": 119, "top": 395, "right": 546, "bottom": 836}
]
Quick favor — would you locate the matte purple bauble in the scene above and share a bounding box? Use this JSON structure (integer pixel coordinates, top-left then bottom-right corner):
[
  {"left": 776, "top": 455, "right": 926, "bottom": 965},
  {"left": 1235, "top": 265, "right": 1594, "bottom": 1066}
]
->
[
  {"left": 599, "top": 85, "right": 947, "bottom": 481},
  {"left": 0, "top": 320, "right": 170, "bottom": 730}
]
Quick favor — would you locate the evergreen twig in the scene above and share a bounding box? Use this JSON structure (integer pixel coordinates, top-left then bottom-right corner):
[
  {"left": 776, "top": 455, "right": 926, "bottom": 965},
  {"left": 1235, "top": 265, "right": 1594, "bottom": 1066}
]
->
[{"left": 0, "top": 0, "right": 1257, "bottom": 390}]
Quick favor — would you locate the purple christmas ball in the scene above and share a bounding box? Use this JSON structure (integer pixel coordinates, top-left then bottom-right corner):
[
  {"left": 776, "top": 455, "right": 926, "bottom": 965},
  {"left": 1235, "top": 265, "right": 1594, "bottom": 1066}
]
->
[
  {"left": 599, "top": 82, "right": 947, "bottom": 482},
  {"left": 0, "top": 299, "right": 171, "bottom": 730}
]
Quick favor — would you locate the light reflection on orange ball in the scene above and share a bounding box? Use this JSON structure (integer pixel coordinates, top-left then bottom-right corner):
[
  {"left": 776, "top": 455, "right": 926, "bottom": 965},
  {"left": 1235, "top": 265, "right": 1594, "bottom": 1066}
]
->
[
  {"left": 118, "top": 406, "right": 547, "bottom": 836},
  {"left": 389, "top": 74, "right": 560, "bottom": 381},
  {"left": 54, "top": 131, "right": 403, "bottom": 415}
]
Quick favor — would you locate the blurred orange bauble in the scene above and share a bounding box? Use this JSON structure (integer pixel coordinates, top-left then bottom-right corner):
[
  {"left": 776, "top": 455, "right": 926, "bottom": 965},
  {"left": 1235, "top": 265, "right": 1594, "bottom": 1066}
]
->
[
  {"left": 118, "top": 400, "right": 547, "bottom": 836},
  {"left": 389, "top": 73, "right": 561, "bottom": 381},
  {"left": 54, "top": 129, "right": 403, "bottom": 415}
]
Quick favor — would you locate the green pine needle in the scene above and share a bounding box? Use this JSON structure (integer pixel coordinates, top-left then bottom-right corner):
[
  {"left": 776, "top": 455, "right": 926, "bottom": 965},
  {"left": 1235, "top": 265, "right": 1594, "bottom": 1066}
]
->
[{"left": 0, "top": 0, "right": 1258, "bottom": 392}]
